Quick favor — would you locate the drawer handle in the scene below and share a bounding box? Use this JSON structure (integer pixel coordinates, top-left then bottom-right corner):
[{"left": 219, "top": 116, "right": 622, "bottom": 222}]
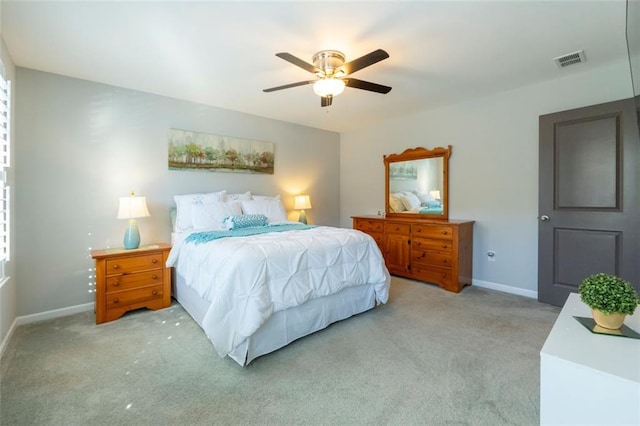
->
[
  {"left": 152, "top": 290, "right": 158, "bottom": 296},
  {"left": 152, "top": 259, "right": 158, "bottom": 264},
  {"left": 112, "top": 281, "right": 120, "bottom": 287},
  {"left": 442, "top": 244, "right": 448, "bottom": 249},
  {"left": 113, "top": 298, "right": 119, "bottom": 304},
  {"left": 421, "top": 253, "right": 426, "bottom": 258},
  {"left": 394, "top": 226, "right": 399, "bottom": 231},
  {"left": 442, "top": 231, "right": 448, "bottom": 235},
  {"left": 152, "top": 275, "right": 158, "bottom": 280},
  {"left": 112, "top": 264, "right": 120, "bottom": 270}
]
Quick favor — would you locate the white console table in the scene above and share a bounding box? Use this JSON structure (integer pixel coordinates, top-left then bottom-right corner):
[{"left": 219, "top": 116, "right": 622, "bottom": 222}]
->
[{"left": 540, "top": 293, "right": 640, "bottom": 425}]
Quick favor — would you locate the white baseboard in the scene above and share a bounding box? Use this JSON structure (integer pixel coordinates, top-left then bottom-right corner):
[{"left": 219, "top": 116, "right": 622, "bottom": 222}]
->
[
  {"left": 1, "top": 302, "right": 94, "bottom": 359},
  {"left": 0, "top": 318, "right": 17, "bottom": 360},
  {"left": 14, "top": 302, "right": 94, "bottom": 326},
  {"left": 473, "top": 279, "right": 538, "bottom": 299}
]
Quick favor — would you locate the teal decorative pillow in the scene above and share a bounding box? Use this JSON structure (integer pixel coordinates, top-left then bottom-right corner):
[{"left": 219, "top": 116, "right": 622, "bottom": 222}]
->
[{"left": 222, "top": 214, "right": 268, "bottom": 230}]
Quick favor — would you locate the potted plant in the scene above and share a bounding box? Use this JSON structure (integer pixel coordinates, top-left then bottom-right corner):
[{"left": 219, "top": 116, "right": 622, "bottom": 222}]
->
[{"left": 578, "top": 273, "right": 640, "bottom": 330}]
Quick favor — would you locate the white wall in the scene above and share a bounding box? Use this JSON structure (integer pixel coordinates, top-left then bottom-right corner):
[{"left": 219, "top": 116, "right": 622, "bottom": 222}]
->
[
  {"left": 340, "top": 60, "right": 634, "bottom": 297},
  {"left": 15, "top": 68, "right": 340, "bottom": 317},
  {"left": 0, "top": 32, "right": 17, "bottom": 354}
]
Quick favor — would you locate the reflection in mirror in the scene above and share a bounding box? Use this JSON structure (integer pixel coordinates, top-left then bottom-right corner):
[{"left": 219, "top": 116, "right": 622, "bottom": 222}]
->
[
  {"left": 388, "top": 158, "right": 444, "bottom": 215},
  {"left": 384, "top": 146, "right": 451, "bottom": 220}
]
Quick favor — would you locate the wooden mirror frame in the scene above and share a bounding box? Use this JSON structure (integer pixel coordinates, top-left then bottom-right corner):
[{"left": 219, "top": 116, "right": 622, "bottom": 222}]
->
[{"left": 384, "top": 145, "right": 451, "bottom": 220}]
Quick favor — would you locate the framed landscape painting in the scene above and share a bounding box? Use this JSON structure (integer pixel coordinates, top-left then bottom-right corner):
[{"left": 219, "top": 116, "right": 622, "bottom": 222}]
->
[
  {"left": 168, "top": 129, "right": 274, "bottom": 174},
  {"left": 389, "top": 162, "right": 418, "bottom": 180}
]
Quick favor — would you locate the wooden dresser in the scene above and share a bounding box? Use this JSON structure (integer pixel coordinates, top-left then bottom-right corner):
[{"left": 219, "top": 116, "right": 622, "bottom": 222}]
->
[
  {"left": 91, "top": 243, "right": 172, "bottom": 324},
  {"left": 353, "top": 215, "right": 474, "bottom": 293}
]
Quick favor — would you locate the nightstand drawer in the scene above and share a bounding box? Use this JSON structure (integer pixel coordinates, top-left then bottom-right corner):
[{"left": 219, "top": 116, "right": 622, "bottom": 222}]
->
[
  {"left": 106, "top": 270, "right": 163, "bottom": 293},
  {"left": 106, "top": 284, "right": 164, "bottom": 309},
  {"left": 105, "top": 253, "right": 163, "bottom": 275}
]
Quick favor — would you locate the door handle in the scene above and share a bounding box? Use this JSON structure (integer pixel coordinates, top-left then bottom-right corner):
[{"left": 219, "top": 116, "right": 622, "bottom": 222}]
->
[{"left": 539, "top": 215, "right": 550, "bottom": 222}]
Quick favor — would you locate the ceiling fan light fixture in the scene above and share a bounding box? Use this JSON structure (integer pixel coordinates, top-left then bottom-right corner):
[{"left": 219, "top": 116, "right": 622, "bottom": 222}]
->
[{"left": 313, "top": 78, "right": 345, "bottom": 97}]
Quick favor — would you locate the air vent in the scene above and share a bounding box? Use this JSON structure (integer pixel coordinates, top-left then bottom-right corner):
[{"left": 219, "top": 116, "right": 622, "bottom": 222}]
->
[{"left": 554, "top": 50, "right": 586, "bottom": 68}]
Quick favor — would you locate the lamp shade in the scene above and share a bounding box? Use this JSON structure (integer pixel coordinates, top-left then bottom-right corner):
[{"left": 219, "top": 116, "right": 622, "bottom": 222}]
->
[
  {"left": 117, "top": 195, "right": 150, "bottom": 219},
  {"left": 294, "top": 195, "right": 312, "bottom": 210},
  {"left": 313, "top": 78, "right": 345, "bottom": 97},
  {"left": 429, "top": 190, "right": 441, "bottom": 200},
  {"left": 117, "top": 193, "right": 150, "bottom": 250}
]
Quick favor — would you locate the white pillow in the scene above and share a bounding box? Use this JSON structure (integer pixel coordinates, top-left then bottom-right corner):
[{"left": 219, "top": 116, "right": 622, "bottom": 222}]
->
[
  {"left": 191, "top": 201, "right": 242, "bottom": 231},
  {"left": 389, "top": 193, "right": 405, "bottom": 213},
  {"left": 400, "top": 192, "right": 422, "bottom": 211},
  {"left": 413, "top": 190, "right": 435, "bottom": 205},
  {"left": 174, "top": 190, "right": 226, "bottom": 231},
  {"left": 225, "top": 191, "right": 252, "bottom": 201},
  {"left": 240, "top": 199, "right": 287, "bottom": 223}
]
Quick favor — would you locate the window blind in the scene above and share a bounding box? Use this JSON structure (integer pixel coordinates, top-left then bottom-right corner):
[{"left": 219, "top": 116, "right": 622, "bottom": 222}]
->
[{"left": 0, "top": 73, "right": 10, "bottom": 264}]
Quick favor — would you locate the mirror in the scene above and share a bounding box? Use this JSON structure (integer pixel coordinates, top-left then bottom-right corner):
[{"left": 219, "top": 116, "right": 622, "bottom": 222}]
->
[{"left": 384, "top": 146, "right": 451, "bottom": 220}]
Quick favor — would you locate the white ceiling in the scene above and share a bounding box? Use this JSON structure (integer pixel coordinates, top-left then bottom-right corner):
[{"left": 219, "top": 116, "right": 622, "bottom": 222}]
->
[{"left": 0, "top": 0, "right": 631, "bottom": 133}]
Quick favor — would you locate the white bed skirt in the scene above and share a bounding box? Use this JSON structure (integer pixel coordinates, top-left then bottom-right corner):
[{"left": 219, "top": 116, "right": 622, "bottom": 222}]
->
[{"left": 173, "top": 270, "right": 377, "bottom": 366}]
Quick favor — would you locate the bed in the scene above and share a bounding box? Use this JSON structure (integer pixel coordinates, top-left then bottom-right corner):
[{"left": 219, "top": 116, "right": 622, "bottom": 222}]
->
[
  {"left": 389, "top": 191, "right": 443, "bottom": 215},
  {"left": 166, "top": 191, "right": 390, "bottom": 366}
]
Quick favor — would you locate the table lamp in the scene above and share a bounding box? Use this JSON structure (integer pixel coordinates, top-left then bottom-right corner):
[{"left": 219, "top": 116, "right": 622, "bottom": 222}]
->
[
  {"left": 294, "top": 195, "right": 312, "bottom": 225},
  {"left": 117, "top": 191, "right": 150, "bottom": 249},
  {"left": 430, "top": 190, "right": 441, "bottom": 201}
]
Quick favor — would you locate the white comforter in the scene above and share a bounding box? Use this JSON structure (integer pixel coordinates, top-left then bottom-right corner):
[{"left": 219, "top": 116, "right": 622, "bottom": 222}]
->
[{"left": 167, "top": 225, "right": 390, "bottom": 357}]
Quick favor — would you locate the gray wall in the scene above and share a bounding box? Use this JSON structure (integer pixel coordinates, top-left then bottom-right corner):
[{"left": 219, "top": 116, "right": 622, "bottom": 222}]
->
[
  {"left": 0, "top": 33, "right": 16, "bottom": 350},
  {"left": 340, "top": 59, "right": 634, "bottom": 297},
  {"left": 15, "top": 68, "right": 340, "bottom": 316}
]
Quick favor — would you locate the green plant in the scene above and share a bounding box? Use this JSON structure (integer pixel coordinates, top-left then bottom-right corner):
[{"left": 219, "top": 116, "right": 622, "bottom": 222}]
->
[{"left": 579, "top": 273, "right": 640, "bottom": 315}]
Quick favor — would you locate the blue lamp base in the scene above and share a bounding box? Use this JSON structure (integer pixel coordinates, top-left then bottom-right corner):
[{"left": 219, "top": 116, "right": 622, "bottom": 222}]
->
[
  {"left": 298, "top": 210, "right": 307, "bottom": 225},
  {"left": 123, "top": 219, "right": 141, "bottom": 249}
]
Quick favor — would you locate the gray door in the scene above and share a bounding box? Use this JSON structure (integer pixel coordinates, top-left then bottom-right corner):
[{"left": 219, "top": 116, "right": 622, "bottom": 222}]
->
[{"left": 538, "top": 98, "right": 640, "bottom": 307}]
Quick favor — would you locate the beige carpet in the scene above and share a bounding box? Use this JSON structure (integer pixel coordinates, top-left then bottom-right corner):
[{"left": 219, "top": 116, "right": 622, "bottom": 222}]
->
[{"left": 1, "top": 277, "right": 559, "bottom": 425}]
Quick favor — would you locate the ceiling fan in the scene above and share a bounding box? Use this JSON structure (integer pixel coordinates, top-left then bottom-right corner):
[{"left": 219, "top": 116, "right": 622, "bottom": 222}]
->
[{"left": 263, "top": 49, "right": 391, "bottom": 107}]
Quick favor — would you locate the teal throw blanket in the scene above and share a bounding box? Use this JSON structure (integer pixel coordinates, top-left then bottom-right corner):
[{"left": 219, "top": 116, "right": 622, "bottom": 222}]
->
[{"left": 186, "top": 223, "right": 317, "bottom": 245}]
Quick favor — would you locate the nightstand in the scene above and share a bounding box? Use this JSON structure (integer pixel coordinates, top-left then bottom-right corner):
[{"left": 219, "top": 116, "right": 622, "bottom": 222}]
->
[{"left": 91, "top": 243, "right": 172, "bottom": 324}]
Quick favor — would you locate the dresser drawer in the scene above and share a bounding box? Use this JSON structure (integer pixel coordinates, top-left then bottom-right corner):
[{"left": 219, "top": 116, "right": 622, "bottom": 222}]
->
[
  {"left": 386, "top": 222, "right": 410, "bottom": 235},
  {"left": 412, "top": 237, "right": 453, "bottom": 253},
  {"left": 413, "top": 224, "right": 454, "bottom": 240},
  {"left": 354, "top": 218, "right": 384, "bottom": 233},
  {"left": 106, "top": 270, "right": 163, "bottom": 293},
  {"left": 105, "top": 253, "right": 164, "bottom": 275},
  {"left": 106, "top": 284, "right": 164, "bottom": 309},
  {"left": 412, "top": 265, "right": 451, "bottom": 288},
  {"left": 411, "top": 249, "right": 453, "bottom": 268}
]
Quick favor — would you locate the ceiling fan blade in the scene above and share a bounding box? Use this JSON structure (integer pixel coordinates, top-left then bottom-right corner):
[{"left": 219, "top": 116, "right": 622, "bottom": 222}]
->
[
  {"left": 344, "top": 78, "right": 392, "bottom": 94},
  {"left": 341, "top": 49, "right": 389, "bottom": 75},
  {"left": 263, "top": 80, "right": 316, "bottom": 92},
  {"left": 321, "top": 96, "right": 333, "bottom": 107},
  {"left": 275, "top": 52, "right": 320, "bottom": 75}
]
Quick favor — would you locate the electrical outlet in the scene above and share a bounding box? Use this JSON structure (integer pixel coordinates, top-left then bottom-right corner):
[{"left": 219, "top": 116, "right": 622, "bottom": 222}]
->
[{"left": 487, "top": 251, "right": 496, "bottom": 262}]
